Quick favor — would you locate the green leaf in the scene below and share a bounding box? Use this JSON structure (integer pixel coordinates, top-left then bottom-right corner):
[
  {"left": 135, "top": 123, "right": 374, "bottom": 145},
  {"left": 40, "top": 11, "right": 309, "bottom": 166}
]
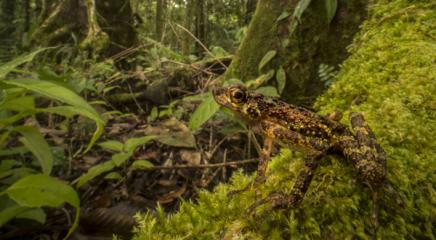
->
[
  {"left": 0, "top": 48, "right": 48, "bottom": 79},
  {"left": 258, "top": 50, "right": 277, "bottom": 71},
  {"left": 111, "top": 152, "right": 132, "bottom": 167},
  {"left": 189, "top": 93, "right": 220, "bottom": 131},
  {"left": 148, "top": 107, "right": 158, "bottom": 121},
  {"left": 124, "top": 136, "right": 156, "bottom": 153},
  {"left": 2, "top": 78, "right": 105, "bottom": 152},
  {"left": 0, "top": 160, "right": 16, "bottom": 172},
  {"left": 0, "top": 205, "right": 32, "bottom": 226},
  {"left": 0, "top": 96, "right": 35, "bottom": 112},
  {"left": 4, "top": 174, "right": 80, "bottom": 239},
  {"left": 277, "top": 11, "right": 291, "bottom": 22},
  {"left": 14, "top": 126, "right": 53, "bottom": 175},
  {"left": 256, "top": 86, "right": 279, "bottom": 97},
  {"left": 246, "top": 70, "right": 276, "bottom": 89},
  {"left": 276, "top": 67, "right": 286, "bottom": 94},
  {"left": 16, "top": 207, "right": 46, "bottom": 224},
  {"left": 293, "top": 0, "right": 312, "bottom": 21},
  {"left": 325, "top": 0, "right": 337, "bottom": 23},
  {"left": 130, "top": 160, "right": 154, "bottom": 170},
  {"left": 0, "top": 146, "right": 29, "bottom": 157},
  {"left": 98, "top": 140, "right": 124, "bottom": 152},
  {"left": 104, "top": 172, "right": 122, "bottom": 180},
  {"left": 76, "top": 160, "right": 116, "bottom": 188}
]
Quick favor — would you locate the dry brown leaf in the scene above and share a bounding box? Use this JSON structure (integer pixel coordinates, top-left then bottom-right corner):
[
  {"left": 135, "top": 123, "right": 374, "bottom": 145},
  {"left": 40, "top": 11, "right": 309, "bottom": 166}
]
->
[
  {"left": 180, "top": 150, "right": 201, "bottom": 165},
  {"left": 157, "top": 183, "right": 187, "bottom": 204},
  {"left": 142, "top": 118, "right": 196, "bottom": 148}
]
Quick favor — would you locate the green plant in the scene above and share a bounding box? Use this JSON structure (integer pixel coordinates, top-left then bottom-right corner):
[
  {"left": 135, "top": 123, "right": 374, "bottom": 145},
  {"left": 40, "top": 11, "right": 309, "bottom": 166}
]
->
[
  {"left": 0, "top": 49, "right": 105, "bottom": 239},
  {"left": 133, "top": 0, "right": 436, "bottom": 238},
  {"left": 76, "top": 136, "right": 156, "bottom": 188}
]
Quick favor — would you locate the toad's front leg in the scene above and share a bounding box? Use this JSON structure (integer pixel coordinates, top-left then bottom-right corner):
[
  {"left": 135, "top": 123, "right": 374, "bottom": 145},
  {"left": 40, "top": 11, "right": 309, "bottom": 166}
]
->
[{"left": 246, "top": 153, "right": 324, "bottom": 214}]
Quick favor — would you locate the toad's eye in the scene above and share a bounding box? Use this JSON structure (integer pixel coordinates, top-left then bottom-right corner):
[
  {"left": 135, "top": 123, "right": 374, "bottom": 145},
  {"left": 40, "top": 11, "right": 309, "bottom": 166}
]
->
[{"left": 230, "top": 89, "right": 246, "bottom": 103}]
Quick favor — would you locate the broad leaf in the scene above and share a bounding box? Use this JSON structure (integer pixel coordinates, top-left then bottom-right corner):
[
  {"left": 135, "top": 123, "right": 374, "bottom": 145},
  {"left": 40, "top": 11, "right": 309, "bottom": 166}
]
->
[
  {"left": 130, "top": 160, "right": 154, "bottom": 170},
  {"left": 325, "top": 0, "right": 337, "bottom": 23},
  {"left": 124, "top": 136, "right": 156, "bottom": 153},
  {"left": 277, "top": 11, "right": 291, "bottom": 22},
  {"left": 16, "top": 207, "right": 46, "bottom": 224},
  {"left": 256, "top": 86, "right": 279, "bottom": 97},
  {"left": 14, "top": 126, "right": 53, "bottom": 175},
  {"left": 76, "top": 160, "right": 116, "bottom": 188},
  {"left": 258, "top": 50, "right": 277, "bottom": 71},
  {"left": 104, "top": 172, "right": 122, "bottom": 180},
  {"left": 5, "top": 174, "right": 80, "bottom": 239},
  {"left": 98, "top": 140, "right": 124, "bottom": 152},
  {"left": 189, "top": 93, "right": 220, "bottom": 131},
  {"left": 0, "top": 146, "right": 29, "bottom": 157},
  {"left": 293, "top": 0, "right": 312, "bottom": 21},
  {"left": 246, "top": 70, "right": 276, "bottom": 89},
  {"left": 0, "top": 48, "right": 47, "bottom": 79},
  {"left": 276, "top": 67, "right": 286, "bottom": 94},
  {"left": 0, "top": 96, "right": 35, "bottom": 112},
  {"left": 111, "top": 152, "right": 132, "bottom": 167},
  {"left": 0, "top": 203, "right": 29, "bottom": 226},
  {"left": 2, "top": 78, "right": 105, "bottom": 152}
]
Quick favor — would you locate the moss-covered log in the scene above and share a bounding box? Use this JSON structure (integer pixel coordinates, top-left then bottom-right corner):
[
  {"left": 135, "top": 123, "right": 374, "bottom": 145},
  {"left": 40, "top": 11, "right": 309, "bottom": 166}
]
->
[
  {"left": 132, "top": 0, "right": 436, "bottom": 239},
  {"left": 224, "top": 0, "right": 367, "bottom": 104}
]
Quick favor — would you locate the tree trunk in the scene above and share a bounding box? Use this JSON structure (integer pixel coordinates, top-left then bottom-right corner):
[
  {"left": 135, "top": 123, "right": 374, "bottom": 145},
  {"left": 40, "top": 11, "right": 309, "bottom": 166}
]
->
[
  {"left": 155, "top": 0, "right": 166, "bottom": 41},
  {"left": 95, "top": 0, "right": 137, "bottom": 57},
  {"left": 245, "top": 0, "right": 257, "bottom": 24},
  {"left": 80, "top": 0, "right": 109, "bottom": 55},
  {"left": 0, "top": 0, "right": 16, "bottom": 61},
  {"left": 23, "top": 0, "right": 30, "bottom": 33},
  {"left": 31, "top": 0, "right": 136, "bottom": 58},
  {"left": 194, "top": 0, "right": 206, "bottom": 55},
  {"left": 31, "top": 0, "right": 88, "bottom": 47},
  {"left": 181, "top": 0, "right": 193, "bottom": 55},
  {"left": 224, "top": 0, "right": 368, "bottom": 105},
  {"left": 0, "top": 0, "right": 15, "bottom": 37}
]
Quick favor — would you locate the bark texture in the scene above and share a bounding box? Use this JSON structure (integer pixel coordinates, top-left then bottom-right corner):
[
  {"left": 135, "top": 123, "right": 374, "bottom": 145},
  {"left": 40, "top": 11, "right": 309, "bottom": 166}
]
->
[{"left": 225, "top": 0, "right": 368, "bottom": 105}]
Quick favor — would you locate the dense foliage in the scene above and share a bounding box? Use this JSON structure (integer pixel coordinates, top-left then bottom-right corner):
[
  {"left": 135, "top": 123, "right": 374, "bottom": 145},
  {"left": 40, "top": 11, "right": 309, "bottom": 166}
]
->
[
  {"left": 132, "top": 0, "right": 436, "bottom": 239},
  {"left": 1, "top": 0, "right": 434, "bottom": 239}
]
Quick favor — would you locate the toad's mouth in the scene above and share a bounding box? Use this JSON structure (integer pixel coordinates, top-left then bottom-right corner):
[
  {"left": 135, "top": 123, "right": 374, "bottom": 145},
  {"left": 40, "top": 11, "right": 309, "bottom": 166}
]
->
[{"left": 212, "top": 87, "right": 231, "bottom": 107}]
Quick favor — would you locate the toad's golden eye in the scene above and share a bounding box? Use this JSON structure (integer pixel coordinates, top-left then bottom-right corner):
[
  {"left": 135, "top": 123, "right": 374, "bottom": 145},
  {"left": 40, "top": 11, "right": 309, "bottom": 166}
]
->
[{"left": 230, "top": 88, "right": 246, "bottom": 103}]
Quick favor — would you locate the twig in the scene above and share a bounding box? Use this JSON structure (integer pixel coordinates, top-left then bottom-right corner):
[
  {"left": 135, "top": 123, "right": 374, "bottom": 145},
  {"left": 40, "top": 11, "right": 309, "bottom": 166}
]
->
[{"left": 148, "top": 158, "right": 259, "bottom": 170}]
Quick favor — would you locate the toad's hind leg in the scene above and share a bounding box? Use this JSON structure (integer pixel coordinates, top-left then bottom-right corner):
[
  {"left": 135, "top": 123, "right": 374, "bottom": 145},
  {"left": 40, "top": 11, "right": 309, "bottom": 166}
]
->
[
  {"left": 349, "top": 112, "right": 386, "bottom": 184},
  {"left": 349, "top": 112, "right": 387, "bottom": 229},
  {"left": 246, "top": 153, "right": 324, "bottom": 214}
]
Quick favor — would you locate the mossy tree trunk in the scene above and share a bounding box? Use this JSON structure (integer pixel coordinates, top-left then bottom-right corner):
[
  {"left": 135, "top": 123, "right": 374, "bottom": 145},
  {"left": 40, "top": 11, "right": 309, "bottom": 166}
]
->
[
  {"left": 132, "top": 1, "right": 436, "bottom": 239},
  {"left": 225, "top": 0, "right": 368, "bottom": 105},
  {"left": 31, "top": 0, "right": 136, "bottom": 58},
  {"left": 244, "top": 0, "right": 258, "bottom": 24}
]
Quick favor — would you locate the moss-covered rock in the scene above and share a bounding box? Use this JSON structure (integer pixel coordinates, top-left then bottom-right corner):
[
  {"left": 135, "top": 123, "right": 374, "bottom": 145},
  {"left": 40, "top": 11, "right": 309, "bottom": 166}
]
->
[{"left": 132, "top": 1, "right": 436, "bottom": 239}]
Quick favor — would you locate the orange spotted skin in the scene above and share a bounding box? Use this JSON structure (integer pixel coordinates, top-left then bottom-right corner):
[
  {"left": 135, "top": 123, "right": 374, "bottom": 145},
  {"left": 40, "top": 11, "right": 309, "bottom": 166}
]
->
[{"left": 213, "top": 85, "right": 387, "bottom": 210}]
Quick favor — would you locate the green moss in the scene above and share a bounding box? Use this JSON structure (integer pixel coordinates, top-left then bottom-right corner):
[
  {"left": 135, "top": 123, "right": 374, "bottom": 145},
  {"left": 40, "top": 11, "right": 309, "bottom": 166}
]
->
[{"left": 133, "top": 1, "right": 436, "bottom": 239}]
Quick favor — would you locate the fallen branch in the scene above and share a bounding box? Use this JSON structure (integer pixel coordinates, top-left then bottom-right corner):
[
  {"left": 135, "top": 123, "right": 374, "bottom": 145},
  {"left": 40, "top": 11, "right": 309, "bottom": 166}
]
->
[{"left": 149, "top": 158, "right": 259, "bottom": 170}]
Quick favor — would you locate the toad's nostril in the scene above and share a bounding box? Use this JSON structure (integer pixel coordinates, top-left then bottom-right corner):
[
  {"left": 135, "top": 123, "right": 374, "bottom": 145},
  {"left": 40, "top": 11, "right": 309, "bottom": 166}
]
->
[{"left": 212, "top": 87, "right": 224, "bottom": 96}]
